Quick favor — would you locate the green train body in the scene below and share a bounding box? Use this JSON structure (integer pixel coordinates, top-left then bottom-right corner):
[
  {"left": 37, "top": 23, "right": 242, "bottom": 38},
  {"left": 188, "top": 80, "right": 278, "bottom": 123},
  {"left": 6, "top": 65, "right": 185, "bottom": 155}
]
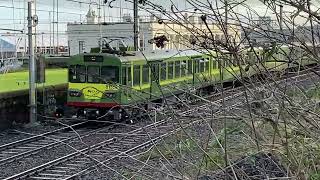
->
[{"left": 66, "top": 46, "right": 315, "bottom": 119}]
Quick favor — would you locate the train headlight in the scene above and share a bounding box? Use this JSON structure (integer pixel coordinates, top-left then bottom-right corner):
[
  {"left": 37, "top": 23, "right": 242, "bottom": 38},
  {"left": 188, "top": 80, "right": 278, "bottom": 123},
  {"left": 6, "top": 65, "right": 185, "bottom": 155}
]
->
[
  {"left": 104, "top": 92, "right": 115, "bottom": 98},
  {"left": 69, "top": 90, "right": 82, "bottom": 97}
]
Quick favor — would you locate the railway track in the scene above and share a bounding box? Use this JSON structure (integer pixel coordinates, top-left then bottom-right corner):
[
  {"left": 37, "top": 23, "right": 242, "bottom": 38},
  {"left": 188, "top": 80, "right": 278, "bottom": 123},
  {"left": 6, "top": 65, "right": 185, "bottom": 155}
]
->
[
  {"left": 3, "top": 67, "right": 320, "bottom": 179},
  {"left": 2, "top": 87, "right": 242, "bottom": 179},
  {"left": 0, "top": 121, "right": 105, "bottom": 165},
  {"left": 4, "top": 91, "right": 255, "bottom": 180}
]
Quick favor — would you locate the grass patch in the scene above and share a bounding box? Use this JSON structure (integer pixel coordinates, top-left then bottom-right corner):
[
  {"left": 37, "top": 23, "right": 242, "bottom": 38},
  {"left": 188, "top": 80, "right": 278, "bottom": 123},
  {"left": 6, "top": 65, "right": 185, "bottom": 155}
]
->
[
  {"left": 306, "top": 87, "right": 320, "bottom": 99},
  {"left": 0, "top": 69, "right": 67, "bottom": 93}
]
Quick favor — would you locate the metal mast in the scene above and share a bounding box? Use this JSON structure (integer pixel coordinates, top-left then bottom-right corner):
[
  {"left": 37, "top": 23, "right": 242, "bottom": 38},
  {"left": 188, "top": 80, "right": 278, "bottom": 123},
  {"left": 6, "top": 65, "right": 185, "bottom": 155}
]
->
[
  {"left": 28, "top": 0, "right": 36, "bottom": 124},
  {"left": 133, "top": 0, "right": 139, "bottom": 51},
  {"left": 52, "top": 0, "right": 55, "bottom": 54},
  {"left": 279, "top": 5, "right": 283, "bottom": 32},
  {"left": 56, "top": 0, "right": 59, "bottom": 52}
]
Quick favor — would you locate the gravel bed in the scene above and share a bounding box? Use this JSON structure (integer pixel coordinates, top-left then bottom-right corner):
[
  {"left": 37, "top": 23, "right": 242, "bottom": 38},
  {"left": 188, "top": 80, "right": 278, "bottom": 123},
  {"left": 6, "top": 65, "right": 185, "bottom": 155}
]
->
[
  {"left": 0, "top": 122, "right": 64, "bottom": 146},
  {"left": 0, "top": 119, "right": 153, "bottom": 179}
]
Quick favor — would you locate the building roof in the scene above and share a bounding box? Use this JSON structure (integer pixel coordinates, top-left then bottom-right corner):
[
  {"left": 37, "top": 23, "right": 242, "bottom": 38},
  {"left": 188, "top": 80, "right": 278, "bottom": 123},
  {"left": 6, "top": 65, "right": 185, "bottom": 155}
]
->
[
  {"left": 0, "top": 38, "right": 16, "bottom": 52},
  {"left": 120, "top": 49, "right": 207, "bottom": 62}
]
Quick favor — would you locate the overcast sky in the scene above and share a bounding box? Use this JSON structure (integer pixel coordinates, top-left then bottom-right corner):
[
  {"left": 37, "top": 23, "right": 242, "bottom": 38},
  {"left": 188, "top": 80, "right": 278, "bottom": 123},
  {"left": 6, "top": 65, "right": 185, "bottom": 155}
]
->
[{"left": 0, "top": 0, "right": 313, "bottom": 46}]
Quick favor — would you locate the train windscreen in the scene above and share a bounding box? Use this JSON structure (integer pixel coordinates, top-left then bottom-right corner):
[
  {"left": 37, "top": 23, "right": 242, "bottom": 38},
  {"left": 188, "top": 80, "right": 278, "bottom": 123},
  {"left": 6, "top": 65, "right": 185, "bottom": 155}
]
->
[
  {"left": 87, "top": 66, "right": 100, "bottom": 83},
  {"left": 101, "top": 66, "right": 119, "bottom": 83},
  {"left": 69, "top": 65, "right": 86, "bottom": 83}
]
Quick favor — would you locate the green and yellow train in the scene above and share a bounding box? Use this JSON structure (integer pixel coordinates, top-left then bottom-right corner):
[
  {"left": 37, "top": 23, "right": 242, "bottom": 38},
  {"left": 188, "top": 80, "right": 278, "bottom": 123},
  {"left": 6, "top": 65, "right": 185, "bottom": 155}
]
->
[{"left": 66, "top": 45, "right": 315, "bottom": 119}]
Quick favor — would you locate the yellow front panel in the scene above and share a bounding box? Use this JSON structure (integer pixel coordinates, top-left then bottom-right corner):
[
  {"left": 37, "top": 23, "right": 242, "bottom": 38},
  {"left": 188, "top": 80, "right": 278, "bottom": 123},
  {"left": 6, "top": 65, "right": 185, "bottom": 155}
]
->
[{"left": 69, "top": 83, "right": 119, "bottom": 100}]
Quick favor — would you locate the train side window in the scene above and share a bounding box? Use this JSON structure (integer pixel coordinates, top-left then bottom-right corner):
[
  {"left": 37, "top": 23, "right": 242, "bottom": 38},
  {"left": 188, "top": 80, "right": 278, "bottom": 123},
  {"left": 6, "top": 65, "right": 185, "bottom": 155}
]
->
[
  {"left": 133, "top": 65, "right": 141, "bottom": 86},
  {"left": 78, "top": 65, "right": 86, "bottom": 82},
  {"left": 122, "top": 67, "right": 127, "bottom": 85},
  {"left": 87, "top": 66, "right": 100, "bottom": 83},
  {"left": 101, "top": 66, "right": 119, "bottom": 83},
  {"left": 168, "top": 61, "right": 174, "bottom": 79},
  {"left": 69, "top": 65, "right": 76, "bottom": 82},
  {"left": 199, "top": 58, "right": 205, "bottom": 72},
  {"left": 175, "top": 61, "right": 181, "bottom": 78},
  {"left": 205, "top": 58, "right": 209, "bottom": 72},
  {"left": 194, "top": 58, "right": 200, "bottom": 73},
  {"left": 128, "top": 67, "right": 132, "bottom": 86},
  {"left": 160, "top": 62, "right": 167, "bottom": 81},
  {"left": 212, "top": 59, "right": 215, "bottom": 69},
  {"left": 142, "top": 65, "right": 149, "bottom": 84},
  {"left": 187, "top": 60, "right": 192, "bottom": 74},
  {"left": 221, "top": 56, "right": 225, "bottom": 67},
  {"left": 151, "top": 63, "right": 159, "bottom": 80},
  {"left": 69, "top": 65, "right": 86, "bottom": 83},
  {"left": 217, "top": 58, "right": 223, "bottom": 68},
  {"left": 223, "top": 56, "right": 229, "bottom": 67},
  {"left": 181, "top": 60, "right": 187, "bottom": 76}
]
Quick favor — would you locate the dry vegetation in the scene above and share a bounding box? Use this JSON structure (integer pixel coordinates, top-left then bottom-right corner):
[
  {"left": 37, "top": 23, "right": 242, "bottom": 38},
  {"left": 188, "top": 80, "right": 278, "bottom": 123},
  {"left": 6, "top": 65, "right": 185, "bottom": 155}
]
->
[{"left": 107, "top": 0, "right": 320, "bottom": 179}]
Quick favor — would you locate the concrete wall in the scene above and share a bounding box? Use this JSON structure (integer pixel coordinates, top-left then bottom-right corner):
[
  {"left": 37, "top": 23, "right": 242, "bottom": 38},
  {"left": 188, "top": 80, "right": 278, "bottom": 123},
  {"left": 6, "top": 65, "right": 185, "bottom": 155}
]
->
[
  {"left": 67, "top": 22, "right": 242, "bottom": 56},
  {"left": 0, "top": 94, "right": 28, "bottom": 129},
  {"left": 0, "top": 85, "right": 67, "bottom": 129},
  {"left": 67, "top": 22, "right": 154, "bottom": 55}
]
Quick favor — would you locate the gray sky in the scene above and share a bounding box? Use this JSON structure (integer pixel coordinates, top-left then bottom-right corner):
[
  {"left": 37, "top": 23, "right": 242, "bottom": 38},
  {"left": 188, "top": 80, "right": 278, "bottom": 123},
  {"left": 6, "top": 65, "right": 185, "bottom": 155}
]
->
[
  {"left": 0, "top": 0, "right": 125, "bottom": 46},
  {"left": 0, "top": 0, "right": 312, "bottom": 46}
]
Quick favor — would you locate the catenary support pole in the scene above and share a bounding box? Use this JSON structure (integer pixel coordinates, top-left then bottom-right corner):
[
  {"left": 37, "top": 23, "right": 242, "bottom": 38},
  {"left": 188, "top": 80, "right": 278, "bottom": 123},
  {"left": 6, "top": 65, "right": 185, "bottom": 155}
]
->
[
  {"left": 28, "top": 0, "right": 36, "bottom": 124},
  {"left": 279, "top": 5, "right": 283, "bottom": 32},
  {"left": 133, "top": 0, "right": 139, "bottom": 51}
]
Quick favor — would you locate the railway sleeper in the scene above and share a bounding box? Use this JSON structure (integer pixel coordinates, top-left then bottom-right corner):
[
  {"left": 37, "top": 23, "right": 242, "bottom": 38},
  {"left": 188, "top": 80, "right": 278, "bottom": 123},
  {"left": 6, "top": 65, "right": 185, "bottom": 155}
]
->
[
  {"left": 22, "top": 143, "right": 44, "bottom": 148},
  {"left": 4, "top": 148, "right": 24, "bottom": 152},
  {"left": 29, "top": 176, "right": 63, "bottom": 180},
  {"left": 121, "top": 138, "right": 139, "bottom": 143},
  {"left": 89, "top": 153, "right": 104, "bottom": 158},
  {"left": 32, "top": 142, "right": 52, "bottom": 146},
  {"left": 77, "top": 157, "right": 90, "bottom": 161},
  {"left": 1, "top": 151, "right": 20, "bottom": 154},
  {"left": 95, "top": 149, "right": 114, "bottom": 154},
  {"left": 37, "top": 173, "right": 67, "bottom": 177},
  {"left": 74, "top": 160, "right": 89, "bottom": 163},
  {"left": 16, "top": 146, "right": 40, "bottom": 150},
  {"left": 46, "top": 169, "right": 68, "bottom": 173},
  {"left": 106, "top": 144, "right": 122, "bottom": 149},
  {"left": 54, "top": 166, "right": 78, "bottom": 170},
  {"left": 46, "top": 135, "right": 68, "bottom": 140},
  {"left": 65, "top": 163, "right": 84, "bottom": 167}
]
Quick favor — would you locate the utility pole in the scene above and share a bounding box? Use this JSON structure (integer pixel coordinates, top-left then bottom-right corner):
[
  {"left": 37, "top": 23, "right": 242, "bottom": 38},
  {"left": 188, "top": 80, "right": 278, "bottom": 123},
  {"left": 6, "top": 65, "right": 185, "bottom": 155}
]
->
[
  {"left": 133, "top": 0, "right": 139, "bottom": 51},
  {"left": 28, "top": 0, "right": 37, "bottom": 124},
  {"left": 224, "top": 0, "right": 228, "bottom": 43},
  {"left": 120, "top": 0, "right": 122, "bottom": 21},
  {"left": 23, "top": 0, "right": 26, "bottom": 57},
  {"left": 56, "top": 0, "right": 59, "bottom": 53},
  {"left": 49, "top": 11, "right": 52, "bottom": 55},
  {"left": 98, "top": 0, "right": 103, "bottom": 53},
  {"left": 279, "top": 5, "right": 283, "bottom": 32},
  {"left": 103, "top": 2, "right": 106, "bottom": 22},
  {"left": 41, "top": 32, "right": 44, "bottom": 54},
  {"left": 52, "top": 0, "right": 55, "bottom": 54},
  {"left": 33, "top": 0, "right": 37, "bottom": 53}
]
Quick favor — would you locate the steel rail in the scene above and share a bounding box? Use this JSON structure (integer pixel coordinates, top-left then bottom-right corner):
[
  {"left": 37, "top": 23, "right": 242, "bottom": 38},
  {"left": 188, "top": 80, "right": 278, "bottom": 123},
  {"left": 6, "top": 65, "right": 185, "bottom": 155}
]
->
[{"left": 0, "top": 121, "right": 88, "bottom": 152}]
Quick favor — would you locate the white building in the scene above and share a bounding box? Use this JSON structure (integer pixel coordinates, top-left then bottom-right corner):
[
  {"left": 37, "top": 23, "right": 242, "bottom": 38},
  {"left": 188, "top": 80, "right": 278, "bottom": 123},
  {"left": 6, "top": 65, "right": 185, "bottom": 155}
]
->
[{"left": 67, "top": 9, "right": 241, "bottom": 55}]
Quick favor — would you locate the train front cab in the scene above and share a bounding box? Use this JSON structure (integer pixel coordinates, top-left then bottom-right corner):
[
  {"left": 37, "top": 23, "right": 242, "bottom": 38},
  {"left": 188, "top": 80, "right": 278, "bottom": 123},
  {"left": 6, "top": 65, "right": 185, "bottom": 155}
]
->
[{"left": 66, "top": 54, "right": 125, "bottom": 120}]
